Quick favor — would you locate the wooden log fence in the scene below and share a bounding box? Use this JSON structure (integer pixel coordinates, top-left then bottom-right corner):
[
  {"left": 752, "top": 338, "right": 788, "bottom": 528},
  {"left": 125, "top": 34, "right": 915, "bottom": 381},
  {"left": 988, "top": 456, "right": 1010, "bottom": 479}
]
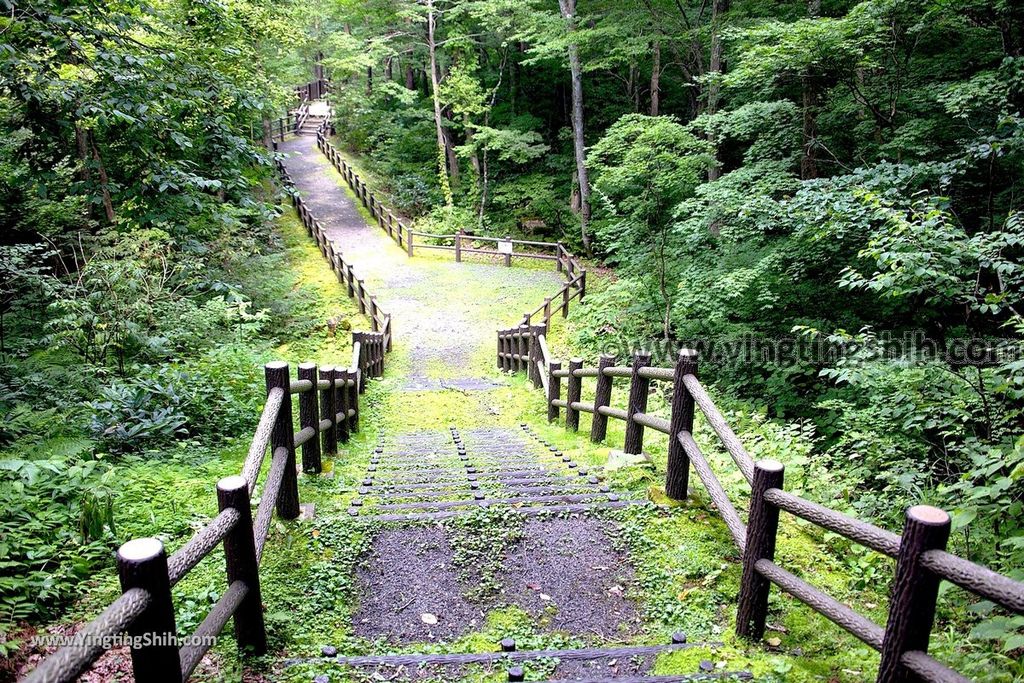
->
[
  {"left": 496, "top": 326, "right": 1024, "bottom": 683},
  {"left": 274, "top": 141, "right": 393, "bottom": 354},
  {"left": 23, "top": 359, "right": 371, "bottom": 683},
  {"left": 314, "top": 130, "right": 588, "bottom": 327}
]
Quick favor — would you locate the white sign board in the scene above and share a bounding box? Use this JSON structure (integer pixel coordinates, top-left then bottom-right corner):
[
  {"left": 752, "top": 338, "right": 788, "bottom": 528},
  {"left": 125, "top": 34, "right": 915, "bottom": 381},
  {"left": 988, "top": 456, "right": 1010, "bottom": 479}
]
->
[{"left": 497, "top": 239, "right": 514, "bottom": 255}]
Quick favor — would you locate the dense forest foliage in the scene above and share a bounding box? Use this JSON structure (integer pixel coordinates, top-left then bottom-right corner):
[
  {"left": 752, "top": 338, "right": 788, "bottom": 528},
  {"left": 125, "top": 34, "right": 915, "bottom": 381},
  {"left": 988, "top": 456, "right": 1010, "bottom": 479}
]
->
[
  {"left": 1, "top": 0, "right": 1023, "bottom": 674},
  {"left": 317, "top": 0, "right": 1024, "bottom": 658},
  {"left": 322, "top": 0, "right": 1024, "bottom": 583},
  {"left": 0, "top": 0, "right": 332, "bottom": 663}
]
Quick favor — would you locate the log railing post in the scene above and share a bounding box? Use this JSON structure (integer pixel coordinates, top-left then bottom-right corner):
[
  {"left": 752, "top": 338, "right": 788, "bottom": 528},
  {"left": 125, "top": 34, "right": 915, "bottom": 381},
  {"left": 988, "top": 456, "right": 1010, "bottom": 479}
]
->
[
  {"left": 217, "top": 475, "right": 267, "bottom": 655},
  {"left": 370, "top": 297, "right": 379, "bottom": 332},
  {"left": 590, "top": 354, "right": 616, "bottom": 443},
  {"left": 117, "top": 538, "right": 181, "bottom": 682},
  {"left": 407, "top": 226, "right": 414, "bottom": 256},
  {"left": 348, "top": 367, "right": 360, "bottom": 430},
  {"left": 877, "top": 506, "right": 951, "bottom": 683},
  {"left": 319, "top": 366, "right": 338, "bottom": 455},
  {"left": 543, "top": 297, "right": 552, "bottom": 333},
  {"left": 455, "top": 229, "right": 463, "bottom": 262},
  {"left": 556, "top": 243, "right": 564, "bottom": 273},
  {"left": 356, "top": 279, "right": 367, "bottom": 314},
  {"left": 547, "top": 361, "right": 562, "bottom": 423},
  {"left": 297, "top": 362, "right": 322, "bottom": 474},
  {"left": 666, "top": 350, "right": 697, "bottom": 499},
  {"left": 336, "top": 366, "right": 351, "bottom": 444},
  {"left": 736, "top": 459, "right": 784, "bottom": 639},
  {"left": 504, "top": 235, "right": 512, "bottom": 267},
  {"left": 562, "top": 286, "right": 570, "bottom": 317},
  {"left": 623, "top": 350, "right": 652, "bottom": 455},
  {"left": 345, "top": 264, "right": 355, "bottom": 298},
  {"left": 579, "top": 270, "right": 587, "bottom": 301},
  {"left": 566, "top": 358, "right": 583, "bottom": 432},
  {"left": 527, "top": 326, "right": 542, "bottom": 388},
  {"left": 265, "top": 362, "right": 299, "bottom": 519}
]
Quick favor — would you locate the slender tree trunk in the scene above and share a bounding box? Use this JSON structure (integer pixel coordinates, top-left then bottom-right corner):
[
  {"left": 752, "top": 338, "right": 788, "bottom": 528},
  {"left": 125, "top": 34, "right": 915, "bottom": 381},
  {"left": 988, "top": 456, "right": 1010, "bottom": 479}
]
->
[
  {"left": 801, "top": 79, "right": 820, "bottom": 179},
  {"left": 707, "top": 0, "right": 729, "bottom": 181},
  {"left": 385, "top": 57, "right": 393, "bottom": 81},
  {"left": 427, "top": 0, "right": 454, "bottom": 204},
  {"left": 90, "top": 140, "right": 115, "bottom": 223},
  {"left": 366, "top": 66, "right": 373, "bottom": 95},
  {"left": 558, "top": 0, "right": 592, "bottom": 255},
  {"left": 405, "top": 64, "right": 416, "bottom": 90},
  {"left": 649, "top": 39, "right": 661, "bottom": 116}
]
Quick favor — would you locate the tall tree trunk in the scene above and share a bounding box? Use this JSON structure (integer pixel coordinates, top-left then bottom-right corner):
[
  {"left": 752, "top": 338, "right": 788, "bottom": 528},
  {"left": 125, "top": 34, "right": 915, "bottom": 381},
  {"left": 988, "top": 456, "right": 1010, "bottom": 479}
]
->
[
  {"left": 261, "top": 116, "right": 273, "bottom": 151},
  {"left": 801, "top": 79, "right": 820, "bottom": 179},
  {"left": 366, "top": 66, "right": 373, "bottom": 95},
  {"left": 90, "top": 140, "right": 115, "bottom": 223},
  {"left": 649, "top": 39, "right": 661, "bottom": 116},
  {"left": 707, "top": 0, "right": 729, "bottom": 181},
  {"left": 427, "top": 0, "right": 454, "bottom": 204},
  {"left": 558, "top": 0, "right": 592, "bottom": 255},
  {"left": 405, "top": 64, "right": 416, "bottom": 90},
  {"left": 385, "top": 57, "right": 393, "bottom": 81}
]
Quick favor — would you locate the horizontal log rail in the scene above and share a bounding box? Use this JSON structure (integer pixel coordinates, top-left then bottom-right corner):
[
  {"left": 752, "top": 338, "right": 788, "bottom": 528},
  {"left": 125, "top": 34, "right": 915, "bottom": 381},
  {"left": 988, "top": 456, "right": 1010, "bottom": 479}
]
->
[
  {"left": 496, "top": 328, "right": 1024, "bottom": 683},
  {"left": 22, "top": 356, "right": 368, "bottom": 683}
]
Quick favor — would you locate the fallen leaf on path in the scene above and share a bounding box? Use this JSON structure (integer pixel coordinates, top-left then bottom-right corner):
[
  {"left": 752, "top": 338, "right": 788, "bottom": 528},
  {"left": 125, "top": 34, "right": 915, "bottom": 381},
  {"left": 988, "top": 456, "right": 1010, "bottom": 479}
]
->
[
  {"left": 766, "top": 637, "right": 782, "bottom": 647},
  {"left": 526, "top": 582, "right": 541, "bottom": 591},
  {"left": 591, "top": 565, "right": 609, "bottom": 571},
  {"left": 608, "top": 585, "right": 624, "bottom": 597},
  {"left": 420, "top": 613, "right": 438, "bottom": 625},
  {"left": 539, "top": 593, "right": 552, "bottom": 601}
]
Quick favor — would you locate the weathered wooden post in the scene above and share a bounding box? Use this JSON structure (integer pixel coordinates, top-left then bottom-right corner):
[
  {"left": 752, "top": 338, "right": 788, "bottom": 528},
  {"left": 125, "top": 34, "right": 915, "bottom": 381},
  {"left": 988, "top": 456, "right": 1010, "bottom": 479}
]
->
[
  {"left": 346, "top": 264, "right": 355, "bottom": 298},
  {"left": 319, "top": 366, "right": 338, "bottom": 455},
  {"left": 336, "top": 366, "right": 351, "bottom": 444},
  {"left": 579, "top": 270, "right": 587, "bottom": 301},
  {"left": 504, "top": 235, "right": 512, "bottom": 267},
  {"left": 265, "top": 362, "right": 299, "bottom": 519},
  {"left": 666, "top": 350, "right": 697, "bottom": 499},
  {"left": 543, "top": 298, "right": 552, "bottom": 332},
  {"left": 356, "top": 280, "right": 367, "bottom": 314},
  {"left": 117, "top": 538, "right": 181, "bottom": 682},
  {"left": 623, "top": 351, "right": 652, "bottom": 455},
  {"left": 877, "top": 506, "right": 951, "bottom": 683},
  {"left": 297, "top": 363, "right": 322, "bottom": 473},
  {"left": 566, "top": 358, "right": 583, "bottom": 432},
  {"left": 455, "top": 229, "right": 463, "bottom": 263},
  {"left": 556, "top": 243, "right": 564, "bottom": 273},
  {"left": 385, "top": 316, "right": 393, "bottom": 352},
  {"left": 562, "top": 285, "right": 570, "bottom": 317},
  {"left": 347, "top": 367, "right": 360, "bottom": 430},
  {"left": 548, "top": 361, "right": 562, "bottom": 423},
  {"left": 217, "top": 475, "right": 267, "bottom": 655},
  {"left": 407, "top": 226, "right": 414, "bottom": 257},
  {"left": 590, "top": 354, "right": 616, "bottom": 443},
  {"left": 517, "top": 325, "right": 529, "bottom": 374},
  {"left": 736, "top": 460, "right": 784, "bottom": 639},
  {"left": 527, "top": 327, "right": 540, "bottom": 388},
  {"left": 369, "top": 297, "right": 379, "bottom": 332}
]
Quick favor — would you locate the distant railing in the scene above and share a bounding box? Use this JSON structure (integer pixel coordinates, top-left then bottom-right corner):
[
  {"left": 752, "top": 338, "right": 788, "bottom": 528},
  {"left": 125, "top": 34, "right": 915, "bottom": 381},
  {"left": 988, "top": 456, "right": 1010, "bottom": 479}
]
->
[
  {"left": 498, "top": 329, "right": 1024, "bottom": 683},
  {"left": 313, "top": 133, "right": 587, "bottom": 328},
  {"left": 21, "top": 358, "right": 372, "bottom": 683},
  {"left": 275, "top": 133, "right": 394, "bottom": 353}
]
